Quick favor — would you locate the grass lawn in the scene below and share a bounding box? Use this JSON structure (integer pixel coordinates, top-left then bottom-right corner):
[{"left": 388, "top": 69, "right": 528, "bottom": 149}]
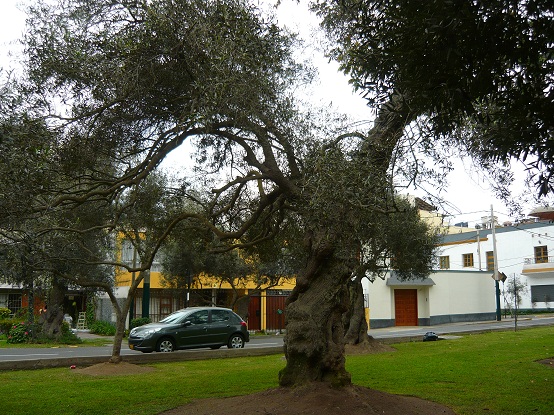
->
[
  {"left": 348, "top": 326, "right": 554, "bottom": 415},
  {"left": 0, "top": 326, "right": 552, "bottom": 415}
]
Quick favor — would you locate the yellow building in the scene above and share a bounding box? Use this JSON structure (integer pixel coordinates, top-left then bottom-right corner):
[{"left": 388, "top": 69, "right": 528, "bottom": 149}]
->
[{"left": 114, "top": 240, "right": 295, "bottom": 332}]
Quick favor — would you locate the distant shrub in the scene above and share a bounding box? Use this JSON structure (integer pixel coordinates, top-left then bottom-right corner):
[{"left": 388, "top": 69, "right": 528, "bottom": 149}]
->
[
  {"left": 58, "top": 321, "right": 82, "bottom": 344},
  {"left": 0, "top": 307, "right": 11, "bottom": 319},
  {"left": 130, "top": 317, "right": 151, "bottom": 329},
  {"left": 7, "top": 321, "right": 32, "bottom": 344},
  {"left": 89, "top": 320, "right": 116, "bottom": 336},
  {"left": 0, "top": 318, "right": 18, "bottom": 335}
]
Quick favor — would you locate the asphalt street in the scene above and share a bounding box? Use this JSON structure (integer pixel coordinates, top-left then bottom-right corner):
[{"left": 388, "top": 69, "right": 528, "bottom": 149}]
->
[
  {"left": 0, "top": 334, "right": 283, "bottom": 363},
  {"left": 0, "top": 315, "right": 552, "bottom": 370}
]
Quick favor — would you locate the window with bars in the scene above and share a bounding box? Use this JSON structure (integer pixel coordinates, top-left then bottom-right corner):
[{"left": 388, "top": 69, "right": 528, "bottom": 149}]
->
[
  {"left": 534, "top": 245, "right": 548, "bottom": 263},
  {"left": 7, "top": 293, "right": 22, "bottom": 315},
  {"left": 439, "top": 256, "right": 450, "bottom": 269},
  {"left": 463, "top": 253, "right": 474, "bottom": 268}
]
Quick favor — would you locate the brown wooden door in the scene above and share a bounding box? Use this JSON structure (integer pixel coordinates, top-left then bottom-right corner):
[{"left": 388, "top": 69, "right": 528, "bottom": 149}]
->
[
  {"left": 394, "top": 289, "right": 418, "bottom": 326},
  {"left": 247, "top": 295, "right": 261, "bottom": 331},
  {"left": 266, "top": 296, "right": 286, "bottom": 331}
]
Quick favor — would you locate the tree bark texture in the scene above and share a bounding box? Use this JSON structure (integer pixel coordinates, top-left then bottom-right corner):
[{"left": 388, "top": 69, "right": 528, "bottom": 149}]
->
[
  {"left": 279, "top": 236, "right": 352, "bottom": 387},
  {"left": 343, "top": 278, "right": 370, "bottom": 345},
  {"left": 40, "top": 278, "right": 66, "bottom": 340}
]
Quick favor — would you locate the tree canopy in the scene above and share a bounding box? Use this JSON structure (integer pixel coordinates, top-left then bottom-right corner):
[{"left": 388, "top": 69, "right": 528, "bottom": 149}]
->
[
  {"left": 3, "top": 0, "right": 440, "bottom": 385},
  {"left": 314, "top": 0, "right": 554, "bottom": 196}
]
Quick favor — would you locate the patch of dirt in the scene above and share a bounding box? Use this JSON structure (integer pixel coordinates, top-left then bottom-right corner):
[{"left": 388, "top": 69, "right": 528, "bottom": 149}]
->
[
  {"left": 72, "top": 340, "right": 455, "bottom": 415},
  {"left": 345, "top": 337, "right": 397, "bottom": 355},
  {"left": 73, "top": 361, "right": 156, "bottom": 376},
  {"left": 538, "top": 358, "right": 554, "bottom": 367},
  {"left": 159, "top": 383, "right": 456, "bottom": 415}
]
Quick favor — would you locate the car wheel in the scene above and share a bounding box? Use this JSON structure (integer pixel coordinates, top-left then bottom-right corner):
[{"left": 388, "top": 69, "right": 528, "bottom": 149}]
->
[
  {"left": 157, "top": 337, "right": 175, "bottom": 352},
  {"left": 227, "top": 334, "right": 244, "bottom": 349}
]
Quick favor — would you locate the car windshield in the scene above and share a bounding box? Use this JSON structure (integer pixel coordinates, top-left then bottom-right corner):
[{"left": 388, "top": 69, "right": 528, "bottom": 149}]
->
[{"left": 159, "top": 311, "right": 189, "bottom": 324}]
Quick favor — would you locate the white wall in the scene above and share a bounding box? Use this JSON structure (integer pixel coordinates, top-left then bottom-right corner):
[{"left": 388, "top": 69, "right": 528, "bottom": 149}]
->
[
  {"left": 439, "top": 222, "right": 554, "bottom": 309},
  {"left": 428, "top": 271, "right": 496, "bottom": 317},
  {"left": 366, "top": 270, "right": 495, "bottom": 326}
]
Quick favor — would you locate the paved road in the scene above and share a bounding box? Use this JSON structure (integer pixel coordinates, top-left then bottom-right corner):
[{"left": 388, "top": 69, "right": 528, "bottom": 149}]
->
[
  {"left": 0, "top": 334, "right": 283, "bottom": 363},
  {"left": 1, "top": 316, "right": 552, "bottom": 367}
]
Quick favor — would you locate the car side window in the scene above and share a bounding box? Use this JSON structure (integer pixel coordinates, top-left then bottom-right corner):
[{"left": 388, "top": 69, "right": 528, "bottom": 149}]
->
[
  {"left": 211, "top": 310, "right": 230, "bottom": 323},
  {"left": 188, "top": 310, "right": 209, "bottom": 325}
]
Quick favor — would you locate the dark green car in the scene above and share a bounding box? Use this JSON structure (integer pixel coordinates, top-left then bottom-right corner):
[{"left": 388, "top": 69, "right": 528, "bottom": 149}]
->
[{"left": 128, "top": 307, "right": 249, "bottom": 353}]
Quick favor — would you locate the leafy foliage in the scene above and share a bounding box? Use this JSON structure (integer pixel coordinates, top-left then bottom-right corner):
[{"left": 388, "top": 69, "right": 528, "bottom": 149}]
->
[
  {"left": 0, "top": 308, "right": 11, "bottom": 319},
  {"left": 0, "top": 318, "right": 18, "bottom": 335},
  {"left": 34, "top": 321, "right": 82, "bottom": 345},
  {"left": 315, "top": 0, "right": 554, "bottom": 195},
  {"left": 89, "top": 320, "right": 116, "bottom": 336},
  {"left": 7, "top": 321, "right": 33, "bottom": 344}
]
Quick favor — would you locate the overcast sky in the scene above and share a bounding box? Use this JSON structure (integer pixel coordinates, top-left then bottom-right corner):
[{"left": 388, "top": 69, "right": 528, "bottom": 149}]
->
[{"left": 0, "top": 0, "right": 542, "bottom": 225}]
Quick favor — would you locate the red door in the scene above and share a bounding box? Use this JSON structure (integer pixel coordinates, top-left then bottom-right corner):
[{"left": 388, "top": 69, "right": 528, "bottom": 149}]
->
[
  {"left": 247, "top": 295, "right": 261, "bottom": 331},
  {"left": 394, "top": 289, "right": 418, "bottom": 326},
  {"left": 266, "top": 296, "right": 286, "bottom": 331}
]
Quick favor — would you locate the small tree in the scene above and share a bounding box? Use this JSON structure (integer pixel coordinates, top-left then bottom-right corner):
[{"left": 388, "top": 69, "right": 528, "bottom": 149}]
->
[{"left": 503, "top": 275, "right": 528, "bottom": 331}]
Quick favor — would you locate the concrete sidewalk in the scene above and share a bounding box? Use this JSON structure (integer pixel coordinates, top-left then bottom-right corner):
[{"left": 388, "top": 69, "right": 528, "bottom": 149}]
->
[{"left": 368, "top": 315, "right": 554, "bottom": 342}]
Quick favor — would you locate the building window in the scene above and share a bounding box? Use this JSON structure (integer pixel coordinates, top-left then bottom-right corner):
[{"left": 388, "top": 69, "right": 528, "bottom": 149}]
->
[
  {"left": 463, "top": 253, "right": 474, "bottom": 268},
  {"left": 530, "top": 284, "right": 554, "bottom": 304},
  {"left": 439, "top": 256, "right": 450, "bottom": 269},
  {"left": 486, "top": 251, "right": 494, "bottom": 271},
  {"left": 7, "top": 293, "right": 22, "bottom": 315},
  {"left": 534, "top": 246, "right": 548, "bottom": 264}
]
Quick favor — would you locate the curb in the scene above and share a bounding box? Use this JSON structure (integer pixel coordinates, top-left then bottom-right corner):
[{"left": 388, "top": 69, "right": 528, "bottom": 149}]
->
[{"left": 0, "top": 346, "right": 285, "bottom": 371}]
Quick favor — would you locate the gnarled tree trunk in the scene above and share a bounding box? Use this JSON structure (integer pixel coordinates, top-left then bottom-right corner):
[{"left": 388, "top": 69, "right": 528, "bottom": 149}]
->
[
  {"left": 40, "top": 277, "right": 66, "bottom": 340},
  {"left": 280, "top": 97, "right": 413, "bottom": 387},
  {"left": 343, "top": 276, "right": 370, "bottom": 345},
  {"left": 279, "top": 234, "right": 352, "bottom": 387}
]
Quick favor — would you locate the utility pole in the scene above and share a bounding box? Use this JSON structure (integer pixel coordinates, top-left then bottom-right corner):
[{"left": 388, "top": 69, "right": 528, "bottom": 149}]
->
[
  {"left": 477, "top": 228, "right": 482, "bottom": 271},
  {"left": 513, "top": 276, "right": 519, "bottom": 331},
  {"left": 142, "top": 269, "right": 150, "bottom": 319},
  {"left": 491, "top": 205, "right": 501, "bottom": 321}
]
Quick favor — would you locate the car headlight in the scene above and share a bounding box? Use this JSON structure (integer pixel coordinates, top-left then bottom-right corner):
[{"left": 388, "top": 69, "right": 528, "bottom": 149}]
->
[
  {"left": 132, "top": 327, "right": 162, "bottom": 339},
  {"left": 143, "top": 327, "right": 162, "bottom": 339}
]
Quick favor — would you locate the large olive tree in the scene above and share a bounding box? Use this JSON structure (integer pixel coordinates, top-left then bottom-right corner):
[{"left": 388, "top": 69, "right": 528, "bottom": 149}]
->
[{"left": 10, "top": 0, "right": 437, "bottom": 386}]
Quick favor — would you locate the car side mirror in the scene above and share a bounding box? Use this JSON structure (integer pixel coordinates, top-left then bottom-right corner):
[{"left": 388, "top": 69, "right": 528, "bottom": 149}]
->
[{"left": 183, "top": 320, "right": 192, "bottom": 327}]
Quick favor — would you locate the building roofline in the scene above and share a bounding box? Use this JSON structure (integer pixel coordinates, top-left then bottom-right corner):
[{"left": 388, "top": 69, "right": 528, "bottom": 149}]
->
[{"left": 439, "top": 220, "right": 554, "bottom": 244}]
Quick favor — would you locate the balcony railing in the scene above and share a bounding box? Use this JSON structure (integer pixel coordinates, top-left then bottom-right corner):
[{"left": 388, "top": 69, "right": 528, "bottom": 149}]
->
[{"left": 524, "top": 256, "right": 554, "bottom": 265}]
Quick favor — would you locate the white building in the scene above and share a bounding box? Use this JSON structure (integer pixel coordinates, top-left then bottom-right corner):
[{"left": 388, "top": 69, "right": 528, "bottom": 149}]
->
[
  {"left": 365, "top": 204, "right": 554, "bottom": 328},
  {"left": 367, "top": 270, "right": 496, "bottom": 328},
  {"left": 437, "top": 215, "right": 554, "bottom": 310}
]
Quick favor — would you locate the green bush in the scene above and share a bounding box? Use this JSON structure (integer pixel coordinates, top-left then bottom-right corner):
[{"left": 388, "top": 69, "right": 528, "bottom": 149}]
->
[
  {"left": 130, "top": 317, "right": 151, "bottom": 329},
  {"left": 0, "top": 307, "right": 11, "bottom": 319},
  {"left": 7, "top": 321, "right": 32, "bottom": 344},
  {"left": 89, "top": 320, "right": 116, "bottom": 336},
  {"left": 32, "top": 321, "right": 82, "bottom": 345},
  {"left": 57, "top": 321, "right": 82, "bottom": 344},
  {"left": 0, "top": 318, "right": 19, "bottom": 335}
]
